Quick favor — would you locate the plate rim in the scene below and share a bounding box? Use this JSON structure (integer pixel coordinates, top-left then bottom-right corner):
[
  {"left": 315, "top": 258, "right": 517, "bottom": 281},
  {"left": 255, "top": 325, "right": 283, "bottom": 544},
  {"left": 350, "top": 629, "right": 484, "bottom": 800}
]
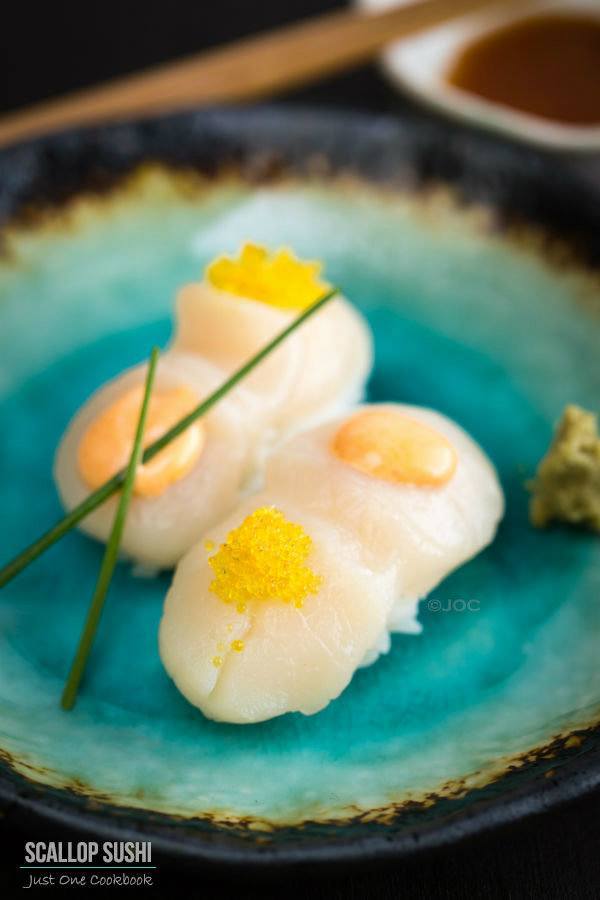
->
[{"left": 3, "top": 736, "right": 600, "bottom": 870}]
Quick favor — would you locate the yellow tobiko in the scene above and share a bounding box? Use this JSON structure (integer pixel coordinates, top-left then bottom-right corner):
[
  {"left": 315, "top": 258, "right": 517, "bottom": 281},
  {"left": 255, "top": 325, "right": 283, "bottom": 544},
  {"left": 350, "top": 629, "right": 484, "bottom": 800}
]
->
[
  {"left": 207, "top": 506, "right": 322, "bottom": 610},
  {"left": 206, "top": 243, "right": 330, "bottom": 311}
]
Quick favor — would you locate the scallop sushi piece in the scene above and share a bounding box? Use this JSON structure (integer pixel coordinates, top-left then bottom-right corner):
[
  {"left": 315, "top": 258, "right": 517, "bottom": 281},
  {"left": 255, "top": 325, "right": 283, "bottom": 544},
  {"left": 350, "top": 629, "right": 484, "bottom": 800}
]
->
[
  {"left": 55, "top": 352, "right": 262, "bottom": 569},
  {"left": 159, "top": 403, "right": 503, "bottom": 723},
  {"left": 266, "top": 404, "right": 504, "bottom": 611},
  {"left": 159, "top": 501, "right": 397, "bottom": 723},
  {"left": 172, "top": 244, "right": 373, "bottom": 429}
]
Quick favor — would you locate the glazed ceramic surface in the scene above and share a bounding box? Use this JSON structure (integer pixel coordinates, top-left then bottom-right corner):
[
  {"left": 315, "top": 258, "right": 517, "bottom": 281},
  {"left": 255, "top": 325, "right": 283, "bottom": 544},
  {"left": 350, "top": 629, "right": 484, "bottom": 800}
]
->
[
  {"left": 358, "top": 0, "right": 600, "bottom": 152},
  {"left": 0, "top": 108, "right": 599, "bottom": 866}
]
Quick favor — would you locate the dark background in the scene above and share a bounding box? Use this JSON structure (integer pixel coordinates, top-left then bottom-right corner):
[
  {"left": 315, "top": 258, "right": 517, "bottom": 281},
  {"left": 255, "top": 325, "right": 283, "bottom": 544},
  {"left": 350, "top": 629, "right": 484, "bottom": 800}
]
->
[
  {"left": 0, "top": 0, "right": 394, "bottom": 116},
  {"left": 1, "top": 1, "right": 600, "bottom": 897}
]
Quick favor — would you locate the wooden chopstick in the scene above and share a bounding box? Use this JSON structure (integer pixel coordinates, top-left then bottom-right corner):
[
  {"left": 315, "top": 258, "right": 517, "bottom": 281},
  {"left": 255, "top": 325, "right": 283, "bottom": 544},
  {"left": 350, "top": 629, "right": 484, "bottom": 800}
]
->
[{"left": 0, "top": 0, "right": 499, "bottom": 148}]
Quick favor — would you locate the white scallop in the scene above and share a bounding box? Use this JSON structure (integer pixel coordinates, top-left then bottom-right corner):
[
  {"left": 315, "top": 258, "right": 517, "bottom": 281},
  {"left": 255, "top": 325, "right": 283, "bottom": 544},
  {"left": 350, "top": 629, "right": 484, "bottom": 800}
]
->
[
  {"left": 159, "top": 495, "right": 397, "bottom": 724},
  {"left": 159, "top": 405, "right": 503, "bottom": 723},
  {"left": 172, "top": 282, "right": 373, "bottom": 430},
  {"left": 266, "top": 404, "right": 504, "bottom": 611},
  {"left": 54, "top": 352, "right": 263, "bottom": 569}
]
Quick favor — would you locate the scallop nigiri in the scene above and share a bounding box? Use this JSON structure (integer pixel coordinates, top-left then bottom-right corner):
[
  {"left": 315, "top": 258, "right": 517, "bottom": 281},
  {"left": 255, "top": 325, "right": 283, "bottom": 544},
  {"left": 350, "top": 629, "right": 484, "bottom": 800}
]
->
[
  {"left": 159, "top": 403, "right": 503, "bottom": 723},
  {"left": 267, "top": 404, "right": 504, "bottom": 608},
  {"left": 172, "top": 244, "right": 372, "bottom": 428},
  {"left": 55, "top": 352, "right": 260, "bottom": 569},
  {"left": 160, "top": 502, "right": 397, "bottom": 723},
  {"left": 54, "top": 244, "right": 372, "bottom": 567}
]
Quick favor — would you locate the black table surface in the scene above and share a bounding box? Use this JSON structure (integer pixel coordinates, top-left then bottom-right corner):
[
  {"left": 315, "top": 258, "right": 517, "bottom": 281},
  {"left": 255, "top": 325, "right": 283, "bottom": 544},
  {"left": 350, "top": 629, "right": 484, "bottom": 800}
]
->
[{"left": 1, "top": 2, "right": 599, "bottom": 897}]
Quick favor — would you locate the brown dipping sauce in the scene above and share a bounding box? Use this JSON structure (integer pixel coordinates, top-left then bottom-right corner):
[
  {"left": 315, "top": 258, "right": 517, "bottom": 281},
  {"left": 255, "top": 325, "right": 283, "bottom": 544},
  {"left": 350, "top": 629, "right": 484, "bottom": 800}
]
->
[{"left": 447, "top": 13, "right": 600, "bottom": 126}]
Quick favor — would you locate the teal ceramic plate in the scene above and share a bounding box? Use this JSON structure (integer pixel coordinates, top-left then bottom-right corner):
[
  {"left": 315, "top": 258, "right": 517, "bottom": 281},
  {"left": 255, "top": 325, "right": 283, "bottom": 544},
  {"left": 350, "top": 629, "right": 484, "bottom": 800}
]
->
[{"left": 1, "top": 108, "right": 599, "bottom": 869}]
